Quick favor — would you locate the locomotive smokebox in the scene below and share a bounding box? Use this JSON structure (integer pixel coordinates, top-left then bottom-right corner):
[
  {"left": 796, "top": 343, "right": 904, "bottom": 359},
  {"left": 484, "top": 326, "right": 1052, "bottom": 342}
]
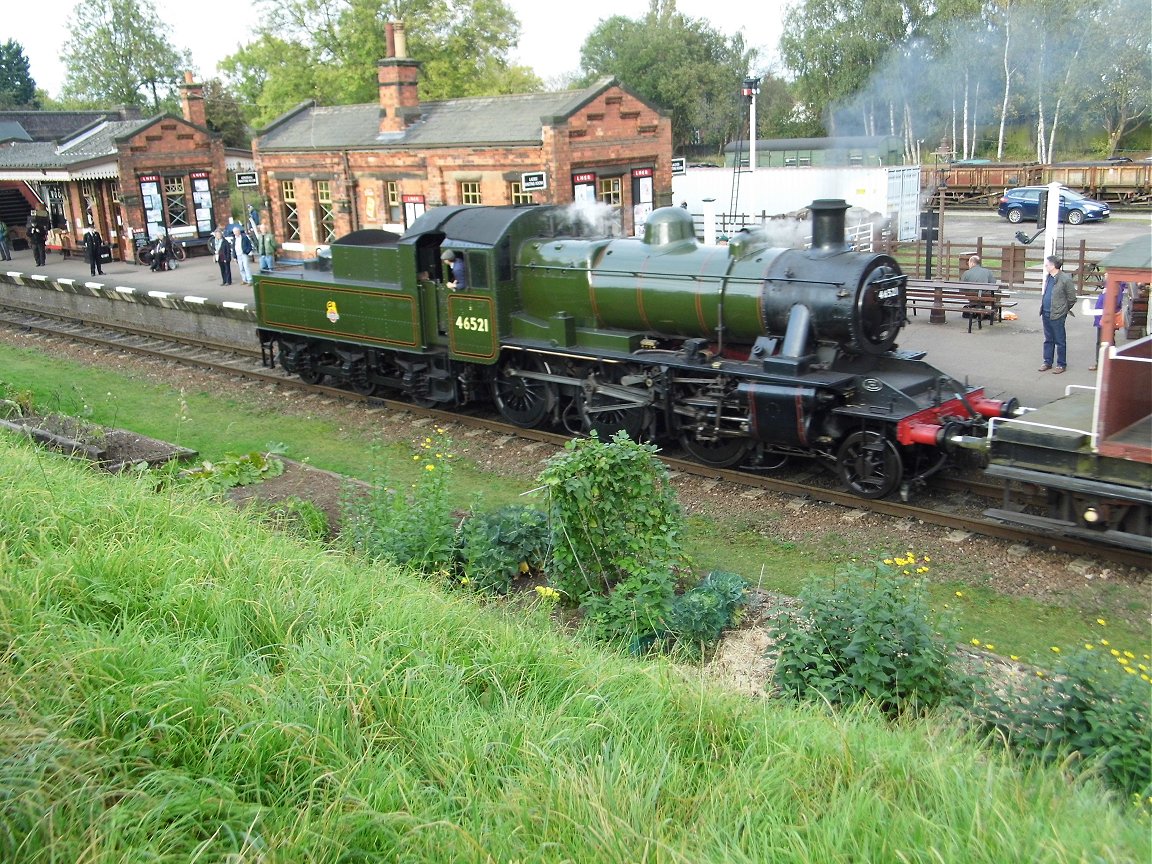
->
[{"left": 809, "top": 199, "right": 850, "bottom": 251}]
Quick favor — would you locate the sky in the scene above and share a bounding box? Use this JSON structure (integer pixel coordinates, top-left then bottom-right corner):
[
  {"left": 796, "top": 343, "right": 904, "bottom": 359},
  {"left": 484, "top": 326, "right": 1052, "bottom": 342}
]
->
[{"left": 11, "top": 1, "right": 786, "bottom": 99}]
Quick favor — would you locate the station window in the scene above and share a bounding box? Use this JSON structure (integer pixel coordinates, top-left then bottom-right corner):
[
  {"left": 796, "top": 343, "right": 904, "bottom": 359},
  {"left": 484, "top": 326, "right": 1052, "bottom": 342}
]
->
[
  {"left": 460, "top": 181, "right": 482, "bottom": 205},
  {"left": 316, "top": 180, "right": 336, "bottom": 243},
  {"left": 281, "top": 180, "right": 300, "bottom": 241},
  {"left": 509, "top": 181, "right": 533, "bottom": 205},
  {"left": 597, "top": 177, "right": 622, "bottom": 205},
  {"left": 385, "top": 180, "right": 400, "bottom": 222},
  {"left": 110, "top": 181, "right": 121, "bottom": 204},
  {"left": 164, "top": 176, "right": 188, "bottom": 227}
]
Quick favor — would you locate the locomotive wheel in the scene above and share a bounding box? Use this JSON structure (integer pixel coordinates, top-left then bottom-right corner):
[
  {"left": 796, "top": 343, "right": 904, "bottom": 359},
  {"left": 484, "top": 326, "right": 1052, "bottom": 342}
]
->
[
  {"left": 577, "top": 388, "right": 649, "bottom": 441},
  {"left": 493, "top": 355, "right": 554, "bottom": 428},
  {"left": 836, "top": 431, "right": 903, "bottom": 499},
  {"left": 347, "top": 359, "right": 376, "bottom": 396},
  {"left": 679, "top": 434, "right": 750, "bottom": 468}
]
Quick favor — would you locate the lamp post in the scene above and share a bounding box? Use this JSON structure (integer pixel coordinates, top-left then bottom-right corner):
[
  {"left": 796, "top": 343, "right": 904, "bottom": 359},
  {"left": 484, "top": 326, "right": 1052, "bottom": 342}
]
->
[{"left": 742, "top": 76, "right": 761, "bottom": 172}]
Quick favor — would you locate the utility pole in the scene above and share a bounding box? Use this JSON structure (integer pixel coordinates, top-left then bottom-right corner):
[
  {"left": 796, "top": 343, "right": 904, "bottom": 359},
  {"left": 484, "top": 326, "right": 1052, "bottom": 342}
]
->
[{"left": 742, "top": 77, "right": 761, "bottom": 172}]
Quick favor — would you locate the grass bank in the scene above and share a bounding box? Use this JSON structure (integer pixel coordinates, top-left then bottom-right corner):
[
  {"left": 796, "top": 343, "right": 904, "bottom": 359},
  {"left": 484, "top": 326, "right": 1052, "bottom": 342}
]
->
[
  {"left": 0, "top": 341, "right": 1146, "bottom": 663},
  {"left": 0, "top": 435, "right": 1146, "bottom": 861}
]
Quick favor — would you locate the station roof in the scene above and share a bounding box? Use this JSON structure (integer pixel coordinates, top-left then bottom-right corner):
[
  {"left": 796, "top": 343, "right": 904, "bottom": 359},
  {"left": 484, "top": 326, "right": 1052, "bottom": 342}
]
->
[
  {"left": 1100, "top": 236, "right": 1152, "bottom": 275},
  {"left": 256, "top": 78, "right": 624, "bottom": 152}
]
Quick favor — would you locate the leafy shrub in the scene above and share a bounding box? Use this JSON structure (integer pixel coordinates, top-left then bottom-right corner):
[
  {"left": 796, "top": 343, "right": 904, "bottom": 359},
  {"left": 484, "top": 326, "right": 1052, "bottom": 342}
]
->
[
  {"left": 968, "top": 641, "right": 1151, "bottom": 799},
  {"left": 771, "top": 556, "right": 956, "bottom": 717},
  {"left": 667, "top": 570, "right": 750, "bottom": 653},
  {"left": 180, "top": 447, "right": 286, "bottom": 492},
  {"left": 340, "top": 432, "right": 457, "bottom": 570},
  {"left": 538, "top": 431, "right": 689, "bottom": 642},
  {"left": 458, "top": 505, "right": 550, "bottom": 594}
]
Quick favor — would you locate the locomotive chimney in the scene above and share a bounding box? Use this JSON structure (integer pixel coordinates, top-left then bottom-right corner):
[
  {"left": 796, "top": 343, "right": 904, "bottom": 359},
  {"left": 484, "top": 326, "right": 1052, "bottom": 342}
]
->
[
  {"left": 378, "top": 21, "right": 421, "bottom": 137},
  {"left": 809, "top": 199, "right": 849, "bottom": 252}
]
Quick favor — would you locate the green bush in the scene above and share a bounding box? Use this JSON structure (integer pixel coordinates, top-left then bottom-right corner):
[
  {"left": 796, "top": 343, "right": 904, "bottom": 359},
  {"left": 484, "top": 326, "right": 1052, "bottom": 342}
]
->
[
  {"left": 458, "top": 505, "right": 550, "bottom": 594},
  {"left": 667, "top": 570, "right": 750, "bottom": 653},
  {"left": 771, "top": 556, "right": 956, "bottom": 717},
  {"left": 538, "top": 431, "right": 689, "bottom": 642},
  {"left": 340, "top": 432, "right": 457, "bottom": 570},
  {"left": 180, "top": 447, "right": 286, "bottom": 492},
  {"left": 968, "top": 641, "right": 1152, "bottom": 800}
]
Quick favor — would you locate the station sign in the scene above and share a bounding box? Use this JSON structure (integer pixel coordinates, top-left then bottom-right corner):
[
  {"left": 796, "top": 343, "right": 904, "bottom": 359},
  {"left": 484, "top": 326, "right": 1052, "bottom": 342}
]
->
[
  {"left": 671, "top": 158, "right": 686, "bottom": 175},
  {"left": 235, "top": 171, "right": 259, "bottom": 188},
  {"left": 521, "top": 171, "right": 547, "bottom": 191}
]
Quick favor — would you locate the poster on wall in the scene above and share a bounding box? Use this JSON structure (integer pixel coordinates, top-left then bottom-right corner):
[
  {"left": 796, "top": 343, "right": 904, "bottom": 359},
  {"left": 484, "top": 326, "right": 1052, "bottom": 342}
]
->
[
  {"left": 139, "top": 175, "right": 163, "bottom": 239},
  {"left": 191, "top": 172, "right": 214, "bottom": 234},
  {"left": 632, "top": 168, "right": 654, "bottom": 236},
  {"left": 572, "top": 172, "right": 597, "bottom": 204}
]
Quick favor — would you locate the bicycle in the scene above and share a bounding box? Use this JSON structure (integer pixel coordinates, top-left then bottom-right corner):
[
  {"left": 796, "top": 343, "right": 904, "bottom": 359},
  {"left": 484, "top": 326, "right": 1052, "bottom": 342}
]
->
[
  {"left": 137, "top": 240, "right": 187, "bottom": 269},
  {"left": 1081, "top": 261, "right": 1105, "bottom": 292}
]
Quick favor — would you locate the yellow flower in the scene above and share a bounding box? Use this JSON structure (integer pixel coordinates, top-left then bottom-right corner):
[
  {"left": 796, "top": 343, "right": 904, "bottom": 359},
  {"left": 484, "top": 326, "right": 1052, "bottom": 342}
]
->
[
  {"left": 1124, "top": 666, "right": 1136, "bottom": 674},
  {"left": 955, "top": 591, "right": 964, "bottom": 598},
  {"left": 883, "top": 558, "right": 894, "bottom": 565},
  {"left": 460, "top": 576, "right": 472, "bottom": 586},
  {"left": 971, "top": 638, "right": 981, "bottom": 646},
  {"left": 425, "top": 464, "right": 435, "bottom": 471},
  {"left": 1050, "top": 646, "right": 1061, "bottom": 653},
  {"left": 1010, "top": 655, "right": 1019, "bottom": 661},
  {"left": 985, "top": 644, "right": 995, "bottom": 651},
  {"left": 1117, "top": 657, "right": 1130, "bottom": 665},
  {"left": 1096, "top": 618, "right": 1107, "bottom": 626},
  {"left": 1124, "top": 651, "right": 1135, "bottom": 659},
  {"left": 1111, "top": 649, "right": 1121, "bottom": 657},
  {"left": 1084, "top": 644, "right": 1094, "bottom": 650},
  {"left": 1100, "top": 639, "right": 1110, "bottom": 646}
]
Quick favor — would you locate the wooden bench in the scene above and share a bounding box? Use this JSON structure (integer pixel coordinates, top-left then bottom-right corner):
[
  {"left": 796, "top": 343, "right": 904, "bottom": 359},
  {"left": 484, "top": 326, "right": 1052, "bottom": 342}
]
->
[{"left": 904, "top": 279, "right": 1017, "bottom": 332}]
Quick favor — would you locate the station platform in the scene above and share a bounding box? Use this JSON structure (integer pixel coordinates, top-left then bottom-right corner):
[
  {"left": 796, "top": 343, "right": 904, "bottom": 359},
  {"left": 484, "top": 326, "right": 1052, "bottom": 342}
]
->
[{"left": 0, "top": 246, "right": 1119, "bottom": 412}]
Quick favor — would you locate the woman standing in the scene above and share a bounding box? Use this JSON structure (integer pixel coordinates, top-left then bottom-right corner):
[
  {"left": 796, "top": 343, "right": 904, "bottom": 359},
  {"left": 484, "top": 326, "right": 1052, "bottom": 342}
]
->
[{"left": 213, "top": 229, "right": 234, "bottom": 285}]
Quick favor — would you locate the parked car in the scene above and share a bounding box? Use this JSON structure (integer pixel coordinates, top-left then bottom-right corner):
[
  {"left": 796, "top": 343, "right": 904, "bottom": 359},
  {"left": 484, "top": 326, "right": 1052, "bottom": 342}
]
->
[{"left": 997, "top": 186, "right": 1111, "bottom": 225}]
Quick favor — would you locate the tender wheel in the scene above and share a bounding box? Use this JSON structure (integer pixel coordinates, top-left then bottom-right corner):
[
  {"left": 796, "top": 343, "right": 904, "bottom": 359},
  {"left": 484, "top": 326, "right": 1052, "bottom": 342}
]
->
[
  {"left": 1006, "top": 208, "right": 1024, "bottom": 224},
  {"left": 679, "top": 434, "right": 750, "bottom": 468},
  {"left": 493, "top": 355, "right": 554, "bottom": 428},
  {"left": 836, "top": 431, "right": 904, "bottom": 499},
  {"left": 1067, "top": 209, "right": 1085, "bottom": 226},
  {"left": 296, "top": 352, "right": 324, "bottom": 385},
  {"left": 347, "top": 359, "right": 376, "bottom": 396}
]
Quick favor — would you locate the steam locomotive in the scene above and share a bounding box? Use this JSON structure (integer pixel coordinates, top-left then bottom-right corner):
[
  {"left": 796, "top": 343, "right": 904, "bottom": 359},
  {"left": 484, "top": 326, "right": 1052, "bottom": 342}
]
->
[{"left": 254, "top": 199, "right": 1018, "bottom": 499}]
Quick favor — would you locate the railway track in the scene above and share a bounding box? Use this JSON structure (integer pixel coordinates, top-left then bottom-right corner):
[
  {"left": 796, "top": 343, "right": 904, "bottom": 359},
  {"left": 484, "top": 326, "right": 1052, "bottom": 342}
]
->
[{"left": 0, "top": 303, "right": 1146, "bottom": 570}]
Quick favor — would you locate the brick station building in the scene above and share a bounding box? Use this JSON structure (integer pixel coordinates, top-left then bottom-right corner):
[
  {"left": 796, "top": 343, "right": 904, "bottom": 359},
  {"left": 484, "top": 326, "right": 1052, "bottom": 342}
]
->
[
  {"left": 0, "top": 76, "right": 248, "bottom": 263},
  {"left": 253, "top": 23, "right": 674, "bottom": 257}
]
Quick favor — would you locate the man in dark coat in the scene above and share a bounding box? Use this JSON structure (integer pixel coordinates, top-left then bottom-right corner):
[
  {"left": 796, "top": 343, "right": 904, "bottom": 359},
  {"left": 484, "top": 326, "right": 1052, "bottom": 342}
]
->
[
  {"left": 27, "top": 215, "right": 48, "bottom": 267},
  {"left": 82, "top": 226, "right": 105, "bottom": 276},
  {"left": 213, "top": 228, "right": 234, "bottom": 285}
]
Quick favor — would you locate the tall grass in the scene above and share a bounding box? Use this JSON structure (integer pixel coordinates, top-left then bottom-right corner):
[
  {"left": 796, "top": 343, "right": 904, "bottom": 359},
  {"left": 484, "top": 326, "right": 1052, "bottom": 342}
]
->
[
  {"left": 0, "top": 342, "right": 1146, "bottom": 663},
  {"left": 0, "top": 434, "right": 1146, "bottom": 862}
]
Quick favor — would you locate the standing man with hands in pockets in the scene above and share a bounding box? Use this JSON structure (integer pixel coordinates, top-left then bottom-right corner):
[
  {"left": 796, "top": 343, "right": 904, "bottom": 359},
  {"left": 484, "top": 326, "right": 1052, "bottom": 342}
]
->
[{"left": 1039, "top": 255, "right": 1077, "bottom": 374}]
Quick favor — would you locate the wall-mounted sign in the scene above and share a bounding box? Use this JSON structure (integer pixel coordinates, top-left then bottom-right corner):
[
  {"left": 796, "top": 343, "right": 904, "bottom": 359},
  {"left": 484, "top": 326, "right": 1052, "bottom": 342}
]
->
[
  {"left": 572, "top": 172, "right": 596, "bottom": 185},
  {"left": 670, "top": 157, "right": 686, "bottom": 175},
  {"left": 235, "top": 171, "right": 258, "bottom": 188},
  {"left": 631, "top": 167, "right": 653, "bottom": 178},
  {"left": 521, "top": 171, "right": 547, "bottom": 191}
]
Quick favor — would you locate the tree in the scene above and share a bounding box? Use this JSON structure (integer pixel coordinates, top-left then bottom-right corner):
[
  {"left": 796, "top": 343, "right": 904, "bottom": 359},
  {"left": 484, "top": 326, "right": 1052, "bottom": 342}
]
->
[
  {"left": 0, "top": 40, "right": 39, "bottom": 109},
  {"left": 578, "top": 0, "right": 755, "bottom": 153},
  {"left": 60, "top": 0, "right": 192, "bottom": 113},
  {"left": 203, "top": 80, "right": 252, "bottom": 149},
  {"left": 222, "top": 0, "right": 539, "bottom": 128}
]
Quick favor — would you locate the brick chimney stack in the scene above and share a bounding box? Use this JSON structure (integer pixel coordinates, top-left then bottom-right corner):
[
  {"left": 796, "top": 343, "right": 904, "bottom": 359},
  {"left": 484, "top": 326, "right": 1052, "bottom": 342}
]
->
[
  {"left": 179, "top": 71, "right": 207, "bottom": 128},
  {"left": 378, "top": 22, "right": 421, "bottom": 136}
]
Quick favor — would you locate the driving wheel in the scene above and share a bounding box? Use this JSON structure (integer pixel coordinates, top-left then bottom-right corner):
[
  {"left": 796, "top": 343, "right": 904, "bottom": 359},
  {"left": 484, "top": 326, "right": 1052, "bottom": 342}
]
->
[{"left": 493, "top": 355, "right": 554, "bottom": 428}]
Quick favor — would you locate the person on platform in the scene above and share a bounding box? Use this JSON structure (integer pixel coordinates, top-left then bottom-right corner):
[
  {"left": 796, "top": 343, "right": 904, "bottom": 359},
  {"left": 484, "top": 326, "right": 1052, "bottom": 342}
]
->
[
  {"left": 0, "top": 221, "right": 12, "bottom": 261},
  {"left": 27, "top": 217, "right": 47, "bottom": 267},
  {"left": 232, "top": 226, "right": 253, "bottom": 284},
  {"left": 442, "top": 249, "right": 466, "bottom": 291},
  {"left": 82, "top": 226, "right": 105, "bottom": 276},
  {"left": 214, "top": 228, "right": 234, "bottom": 286},
  {"left": 256, "top": 224, "right": 277, "bottom": 273},
  {"left": 960, "top": 255, "right": 995, "bottom": 284},
  {"left": 150, "top": 232, "right": 171, "bottom": 272},
  {"left": 1089, "top": 283, "right": 1126, "bottom": 371},
  {"left": 1039, "top": 255, "right": 1077, "bottom": 374}
]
